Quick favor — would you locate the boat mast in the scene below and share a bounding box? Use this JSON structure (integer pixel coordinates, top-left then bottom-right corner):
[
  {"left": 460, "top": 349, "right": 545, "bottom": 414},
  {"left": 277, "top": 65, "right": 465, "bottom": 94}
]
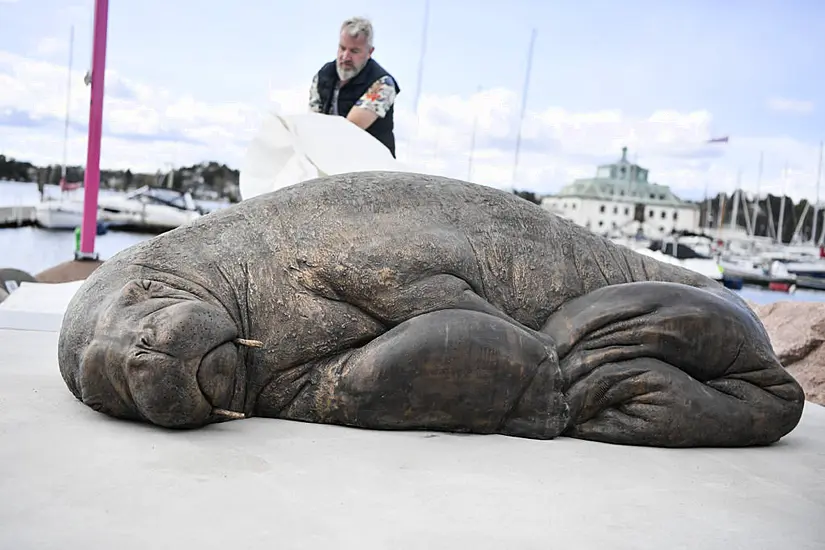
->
[
  {"left": 467, "top": 85, "right": 482, "bottom": 181},
  {"left": 729, "top": 169, "right": 741, "bottom": 233},
  {"left": 702, "top": 178, "right": 710, "bottom": 231},
  {"left": 407, "top": 0, "right": 430, "bottom": 158},
  {"left": 812, "top": 141, "right": 823, "bottom": 245},
  {"left": 510, "top": 27, "right": 537, "bottom": 193},
  {"left": 766, "top": 199, "right": 776, "bottom": 241},
  {"left": 750, "top": 151, "right": 763, "bottom": 237},
  {"left": 739, "top": 176, "right": 754, "bottom": 235},
  {"left": 791, "top": 202, "right": 810, "bottom": 244},
  {"left": 412, "top": 0, "right": 429, "bottom": 117},
  {"left": 60, "top": 25, "right": 75, "bottom": 192},
  {"left": 776, "top": 162, "right": 788, "bottom": 244},
  {"left": 716, "top": 193, "right": 726, "bottom": 241}
]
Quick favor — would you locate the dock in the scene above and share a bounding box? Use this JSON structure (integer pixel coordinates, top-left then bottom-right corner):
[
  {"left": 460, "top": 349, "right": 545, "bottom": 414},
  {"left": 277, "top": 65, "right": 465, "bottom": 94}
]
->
[
  {"left": 0, "top": 281, "right": 824, "bottom": 548},
  {"left": 0, "top": 205, "right": 36, "bottom": 228}
]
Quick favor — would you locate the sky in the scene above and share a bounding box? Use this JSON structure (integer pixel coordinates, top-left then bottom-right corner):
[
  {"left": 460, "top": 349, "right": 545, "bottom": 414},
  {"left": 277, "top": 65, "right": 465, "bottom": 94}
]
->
[{"left": 1, "top": 0, "right": 824, "bottom": 202}]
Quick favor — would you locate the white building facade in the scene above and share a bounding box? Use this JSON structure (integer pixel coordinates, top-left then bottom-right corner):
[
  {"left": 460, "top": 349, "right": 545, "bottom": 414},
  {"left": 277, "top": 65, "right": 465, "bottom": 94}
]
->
[{"left": 540, "top": 147, "right": 701, "bottom": 238}]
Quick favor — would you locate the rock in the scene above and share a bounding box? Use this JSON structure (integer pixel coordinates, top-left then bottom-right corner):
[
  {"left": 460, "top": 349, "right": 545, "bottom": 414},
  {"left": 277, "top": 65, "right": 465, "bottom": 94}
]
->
[
  {"left": 743, "top": 298, "right": 760, "bottom": 311},
  {"left": 755, "top": 301, "right": 825, "bottom": 407}
]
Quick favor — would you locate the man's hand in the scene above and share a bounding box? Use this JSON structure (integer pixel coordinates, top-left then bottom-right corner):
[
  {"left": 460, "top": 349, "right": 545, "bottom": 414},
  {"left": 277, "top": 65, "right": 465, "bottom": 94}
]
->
[{"left": 347, "top": 106, "right": 379, "bottom": 129}]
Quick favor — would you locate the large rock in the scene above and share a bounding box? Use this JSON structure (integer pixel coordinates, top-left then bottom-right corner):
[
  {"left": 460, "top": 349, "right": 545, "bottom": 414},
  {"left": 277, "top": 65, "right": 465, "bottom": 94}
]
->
[{"left": 756, "top": 301, "right": 825, "bottom": 406}]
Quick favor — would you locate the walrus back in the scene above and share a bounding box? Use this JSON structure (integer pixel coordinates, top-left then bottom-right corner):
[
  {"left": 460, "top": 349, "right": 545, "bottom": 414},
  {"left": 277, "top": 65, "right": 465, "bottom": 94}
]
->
[
  {"left": 112, "top": 170, "right": 727, "bottom": 330},
  {"left": 220, "top": 171, "right": 724, "bottom": 319}
]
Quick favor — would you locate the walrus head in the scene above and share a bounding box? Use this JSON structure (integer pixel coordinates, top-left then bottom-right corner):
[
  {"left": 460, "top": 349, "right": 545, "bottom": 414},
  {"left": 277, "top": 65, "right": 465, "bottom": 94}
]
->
[{"left": 63, "top": 278, "right": 257, "bottom": 429}]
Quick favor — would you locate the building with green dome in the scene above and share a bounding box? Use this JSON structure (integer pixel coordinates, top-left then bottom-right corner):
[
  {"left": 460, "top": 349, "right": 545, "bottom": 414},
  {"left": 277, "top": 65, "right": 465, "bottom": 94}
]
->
[{"left": 540, "top": 147, "right": 701, "bottom": 237}]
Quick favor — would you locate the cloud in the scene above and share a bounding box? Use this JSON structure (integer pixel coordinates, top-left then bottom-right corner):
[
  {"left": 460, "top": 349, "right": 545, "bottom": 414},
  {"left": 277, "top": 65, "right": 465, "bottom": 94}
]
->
[
  {"left": 0, "top": 107, "right": 59, "bottom": 129},
  {"left": 33, "top": 37, "right": 67, "bottom": 57},
  {"left": 0, "top": 48, "right": 822, "bottom": 205},
  {"left": 767, "top": 97, "right": 814, "bottom": 114}
]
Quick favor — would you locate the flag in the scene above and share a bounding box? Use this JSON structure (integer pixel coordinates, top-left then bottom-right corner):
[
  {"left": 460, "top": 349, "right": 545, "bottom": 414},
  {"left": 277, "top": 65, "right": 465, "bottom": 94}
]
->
[{"left": 706, "top": 136, "right": 729, "bottom": 144}]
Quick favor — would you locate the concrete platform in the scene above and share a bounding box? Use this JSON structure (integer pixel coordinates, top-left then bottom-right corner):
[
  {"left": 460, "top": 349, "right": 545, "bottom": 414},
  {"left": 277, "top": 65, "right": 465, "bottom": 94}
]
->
[
  {"left": 0, "top": 281, "right": 84, "bottom": 331},
  {"left": 1, "top": 286, "right": 824, "bottom": 549}
]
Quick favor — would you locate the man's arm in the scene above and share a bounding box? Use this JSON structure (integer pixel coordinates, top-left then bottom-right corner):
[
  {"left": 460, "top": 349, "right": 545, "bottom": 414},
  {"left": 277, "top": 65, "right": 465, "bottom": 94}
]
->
[
  {"left": 347, "top": 75, "right": 397, "bottom": 129},
  {"left": 308, "top": 73, "right": 323, "bottom": 113}
]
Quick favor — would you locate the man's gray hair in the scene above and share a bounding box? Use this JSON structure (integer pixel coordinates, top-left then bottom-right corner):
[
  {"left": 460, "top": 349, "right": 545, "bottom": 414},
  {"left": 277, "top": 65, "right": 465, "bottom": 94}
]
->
[{"left": 340, "top": 16, "right": 374, "bottom": 47}]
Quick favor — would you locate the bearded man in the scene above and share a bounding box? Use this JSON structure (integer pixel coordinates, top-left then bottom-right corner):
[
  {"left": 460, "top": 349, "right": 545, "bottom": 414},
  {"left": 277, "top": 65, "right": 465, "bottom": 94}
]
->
[{"left": 308, "top": 17, "right": 401, "bottom": 157}]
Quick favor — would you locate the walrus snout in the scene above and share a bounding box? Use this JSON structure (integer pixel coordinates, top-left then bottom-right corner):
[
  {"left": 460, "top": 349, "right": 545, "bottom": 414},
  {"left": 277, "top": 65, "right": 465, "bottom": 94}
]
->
[
  {"left": 74, "top": 278, "right": 249, "bottom": 429},
  {"left": 129, "top": 305, "right": 246, "bottom": 428},
  {"left": 125, "top": 351, "right": 215, "bottom": 428}
]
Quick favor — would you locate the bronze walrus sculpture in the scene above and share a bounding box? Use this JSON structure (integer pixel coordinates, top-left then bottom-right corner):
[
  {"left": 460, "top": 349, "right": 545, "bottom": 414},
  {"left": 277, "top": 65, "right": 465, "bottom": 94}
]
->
[{"left": 57, "top": 171, "right": 805, "bottom": 447}]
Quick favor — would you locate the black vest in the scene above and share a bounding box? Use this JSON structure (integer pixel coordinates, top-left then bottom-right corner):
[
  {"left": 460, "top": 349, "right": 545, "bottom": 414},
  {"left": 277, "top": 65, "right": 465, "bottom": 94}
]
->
[{"left": 315, "top": 58, "right": 400, "bottom": 157}]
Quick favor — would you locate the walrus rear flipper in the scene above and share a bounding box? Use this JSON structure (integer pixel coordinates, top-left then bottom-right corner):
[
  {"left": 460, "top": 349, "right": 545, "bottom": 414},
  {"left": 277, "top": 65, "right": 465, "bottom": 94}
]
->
[
  {"left": 309, "top": 309, "right": 569, "bottom": 440},
  {"left": 541, "top": 281, "right": 806, "bottom": 447}
]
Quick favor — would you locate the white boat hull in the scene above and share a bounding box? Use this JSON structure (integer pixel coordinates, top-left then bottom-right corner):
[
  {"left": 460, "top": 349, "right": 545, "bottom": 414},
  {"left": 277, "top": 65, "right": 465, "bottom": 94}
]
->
[
  {"left": 34, "top": 201, "right": 86, "bottom": 230},
  {"left": 634, "top": 248, "right": 723, "bottom": 281},
  {"left": 99, "top": 197, "right": 201, "bottom": 231},
  {"left": 33, "top": 187, "right": 202, "bottom": 233}
]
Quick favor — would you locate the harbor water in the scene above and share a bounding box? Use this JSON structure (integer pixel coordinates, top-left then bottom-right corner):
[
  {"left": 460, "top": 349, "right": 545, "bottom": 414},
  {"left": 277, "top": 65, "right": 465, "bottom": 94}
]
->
[
  {"left": 2, "top": 179, "right": 825, "bottom": 306},
  {"left": 1, "top": 182, "right": 150, "bottom": 273}
]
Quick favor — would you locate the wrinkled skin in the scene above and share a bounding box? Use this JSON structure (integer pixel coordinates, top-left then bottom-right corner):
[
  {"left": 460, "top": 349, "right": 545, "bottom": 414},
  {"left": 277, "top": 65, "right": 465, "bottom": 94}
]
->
[{"left": 58, "top": 171, "right": 806, "bottom": 447}]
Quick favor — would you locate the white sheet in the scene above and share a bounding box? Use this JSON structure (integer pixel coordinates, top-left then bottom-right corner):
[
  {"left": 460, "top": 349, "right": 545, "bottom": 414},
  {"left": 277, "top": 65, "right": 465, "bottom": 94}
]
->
[{"left": 239, "top": 110, "right": 411, "bottom": 201}]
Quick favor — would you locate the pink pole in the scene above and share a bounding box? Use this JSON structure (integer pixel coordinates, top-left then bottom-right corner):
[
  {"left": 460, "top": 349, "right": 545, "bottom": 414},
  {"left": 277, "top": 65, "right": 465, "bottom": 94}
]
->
[{"left": 77, "top": 0, "right": 109, "bottom": 260}]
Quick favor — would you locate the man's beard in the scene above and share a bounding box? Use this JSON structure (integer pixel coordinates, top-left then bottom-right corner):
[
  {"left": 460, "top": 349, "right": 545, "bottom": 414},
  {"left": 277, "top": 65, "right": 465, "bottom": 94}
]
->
[{"left": 336, "top": 60, "right": 365, "bottom": 81}]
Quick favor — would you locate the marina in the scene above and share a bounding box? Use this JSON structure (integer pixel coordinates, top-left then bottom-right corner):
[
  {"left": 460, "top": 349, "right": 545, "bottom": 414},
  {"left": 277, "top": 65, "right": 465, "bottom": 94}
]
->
[
  {"left": 4, "top": 145, "right": 825, "bottom": 297},
  {"left": 539, "top": 146, "right": 825, "bottom": 296}
]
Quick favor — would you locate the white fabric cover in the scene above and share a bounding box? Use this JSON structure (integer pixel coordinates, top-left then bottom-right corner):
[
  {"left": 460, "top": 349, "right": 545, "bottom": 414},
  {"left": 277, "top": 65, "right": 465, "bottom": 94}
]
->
[{"left": 239, "top": 110, "right": 410, "bottom": 200}]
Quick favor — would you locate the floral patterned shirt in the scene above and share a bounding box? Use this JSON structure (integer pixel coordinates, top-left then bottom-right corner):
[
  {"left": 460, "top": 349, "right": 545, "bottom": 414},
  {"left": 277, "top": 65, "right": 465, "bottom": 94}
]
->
[{"left": 309, "top": 73, "right": 398, "bottom": 118}]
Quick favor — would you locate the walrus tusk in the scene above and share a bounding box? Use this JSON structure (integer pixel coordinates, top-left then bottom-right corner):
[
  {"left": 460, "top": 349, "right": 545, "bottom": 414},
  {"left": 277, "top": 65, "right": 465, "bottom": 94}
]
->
[
  {"left": 212, "top": 408, "right": 246, "bottom": 420},
  {"left": 234, "top": 338, "right": 263, "bottom": 348}
]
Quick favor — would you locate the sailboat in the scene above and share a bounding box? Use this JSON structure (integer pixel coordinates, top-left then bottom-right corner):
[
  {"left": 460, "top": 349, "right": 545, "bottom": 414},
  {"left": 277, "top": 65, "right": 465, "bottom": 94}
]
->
[
  {"left": 58, "top": 24, "right": 82, "bottom": 199},
  {"left": 34, "top": 27, "right": 201, "bottom": 233},
  {"left": 34, "top": 25, "right": 88, "bottom": 229}
]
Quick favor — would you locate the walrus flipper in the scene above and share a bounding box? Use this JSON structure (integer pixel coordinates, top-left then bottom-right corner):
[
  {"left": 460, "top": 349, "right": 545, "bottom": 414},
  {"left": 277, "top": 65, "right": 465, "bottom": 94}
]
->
[
  {"left": 541, "top": 281, "right": 806, "bottom": 447},
  {"left": 307, "top": 309, "right": 570, "bottom": 440}
]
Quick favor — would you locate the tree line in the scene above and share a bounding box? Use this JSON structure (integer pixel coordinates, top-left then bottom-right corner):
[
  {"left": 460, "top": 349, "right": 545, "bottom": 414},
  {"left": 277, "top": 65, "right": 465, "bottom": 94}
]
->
[
  {"left": 3, "top": 154, "right": 818, "bottom": 243},
  {"left": 0, "top": 154, "right": 241, "bottom": 202},
  {"left": 699, "top": 192, "right": 823, "bottom": 245}
]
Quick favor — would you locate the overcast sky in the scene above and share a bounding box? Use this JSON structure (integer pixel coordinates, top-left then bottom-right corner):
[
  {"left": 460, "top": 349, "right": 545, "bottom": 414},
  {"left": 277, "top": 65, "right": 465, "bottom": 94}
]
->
[{"left": 1, "top": 0, "right": 823, "bottom": 201}]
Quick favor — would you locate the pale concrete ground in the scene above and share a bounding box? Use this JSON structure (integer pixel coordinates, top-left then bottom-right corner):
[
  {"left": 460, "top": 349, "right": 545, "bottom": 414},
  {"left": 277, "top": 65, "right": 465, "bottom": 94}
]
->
[{"left": 1, "top": 283, "right": 824, "bottom": 549}]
